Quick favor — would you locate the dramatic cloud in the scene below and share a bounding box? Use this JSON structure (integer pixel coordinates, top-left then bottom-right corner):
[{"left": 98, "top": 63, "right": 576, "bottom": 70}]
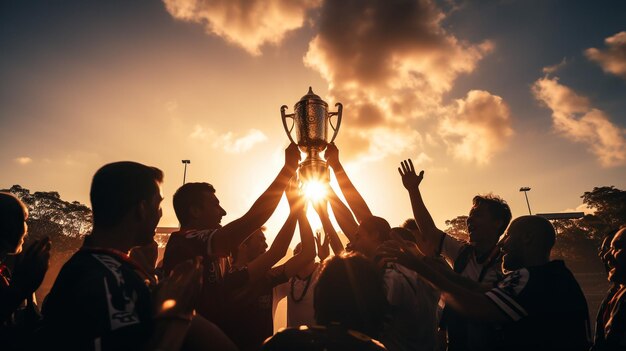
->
[
  {"left": 532, "top": 77, "right": 626, "bottom": 167},
  {"left": 304, "top": 0, "right": 497, "bottom": 161},
  {"left": 14, "top": 157, "right": 33, "bottom": 165},
  {"left": 190, "top": 125, "right": 267, "bottom": 153},
  {"left": 585, "top": 31, "right": 626, "bottom": 79},
  {"left": 542, "top": 58, "right": 567, "bottom": 74},
  {"left": 163, "top": 0, "right": 318, "bottom": 55},
  {"left": 439, "top": 90, "right": 513, "bottom": 164}
]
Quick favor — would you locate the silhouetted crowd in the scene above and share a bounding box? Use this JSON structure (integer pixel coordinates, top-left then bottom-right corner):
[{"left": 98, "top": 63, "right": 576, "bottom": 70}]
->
[{"left": 1, "top": 143, "right": 624, "bottom": 350}]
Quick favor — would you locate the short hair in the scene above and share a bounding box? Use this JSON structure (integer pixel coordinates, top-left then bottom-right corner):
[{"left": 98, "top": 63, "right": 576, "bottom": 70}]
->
[
  {"left": 90, "top": 162, "right": 163, "bottom": 229},
  {"left": 473, "top": 194, "right": 512, "bottom": 236},
  {"left": 390, "top": 227, "right": 416, "bottom": 243},
  {"left": 0, "top": 192, "right": 28, "bottom": 249},
  {"left": 360, "top": 216, "right": 391, "bottom": 242},
  {"left": 400, "top": 218, "right": 418, "bottom": 231},
  {"left": 314, "top": 252, "right": 387, "bottom": 337},
  {"left": 173, "top": 182, "right": 215, "bottom": 226}
]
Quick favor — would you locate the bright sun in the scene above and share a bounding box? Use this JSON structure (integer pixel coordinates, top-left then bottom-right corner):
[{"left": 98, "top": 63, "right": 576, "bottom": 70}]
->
[{"left": 302, "top": 179, "right": 327, "bottom": 203}]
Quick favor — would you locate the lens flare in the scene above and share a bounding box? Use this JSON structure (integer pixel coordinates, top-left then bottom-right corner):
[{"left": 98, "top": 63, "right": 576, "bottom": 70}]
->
[{"left": 302, "top": 180, "right": 327, "bottom": 203}]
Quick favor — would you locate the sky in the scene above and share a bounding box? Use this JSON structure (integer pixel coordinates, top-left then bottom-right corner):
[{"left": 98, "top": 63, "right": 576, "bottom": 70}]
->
[{"left": 1, "top": 0, "right": 625, "bottom": 243}]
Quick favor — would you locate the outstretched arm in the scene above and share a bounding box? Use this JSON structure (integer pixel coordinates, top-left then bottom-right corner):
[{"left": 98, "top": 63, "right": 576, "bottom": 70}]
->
[
  {"left": 211, "top": 143, "right": 300, "bottom": 256},
  {"left": 398, "top": 159, "right": 447, "bottom": 257},
  {"left": 326, "top": 186, "right": 358, "bottom": 241},
  {"left": 245, "top": 180, "right": 303, "bottom": 283},
  {"left": 282, "top": 206, "right": 316, "bottom": 278},
  {"left": 377, "top": 238, "right": 508, "bottom": 323},
  {"left": 313, "top": 199, "right": 344, "bottom": 257},
  {"left": 325, "top": 143, "right": 373, "bottom": 223}
]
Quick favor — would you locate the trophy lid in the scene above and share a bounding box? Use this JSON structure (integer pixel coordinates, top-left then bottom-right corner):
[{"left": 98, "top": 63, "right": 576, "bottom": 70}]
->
[{"left": 298, "top": 87, "right": 327, "bottom": 106}]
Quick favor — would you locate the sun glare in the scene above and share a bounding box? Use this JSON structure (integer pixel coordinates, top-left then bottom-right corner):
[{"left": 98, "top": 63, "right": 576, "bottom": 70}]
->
[{"left": 302, "top": 180, "right": 327, "bottom": 203}]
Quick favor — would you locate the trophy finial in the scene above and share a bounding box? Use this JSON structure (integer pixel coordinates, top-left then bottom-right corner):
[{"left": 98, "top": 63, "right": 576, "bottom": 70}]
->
[
  {"left": 308, "top": 86, "right": 314, "bottom": 95},
  {"left": 301, "top": 87, "right": 322, "bottom": 101}
]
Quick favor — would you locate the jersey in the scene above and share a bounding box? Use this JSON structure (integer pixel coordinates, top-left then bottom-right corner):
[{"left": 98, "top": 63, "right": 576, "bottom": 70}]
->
[
  {"left": 41, "top": 249, "right": 153, "bottom": 350},
  {"left": 438, "top": 234, "right": 503, "bottom": 350},
  {"left": 273, "top": 263, "right": 321, "bottom": 328},
  {"left": 485, "top": 260, "right": 591, "bottom": 350},
  {"left": 162, "top": 229, "right": 230, "bottom": 324}
]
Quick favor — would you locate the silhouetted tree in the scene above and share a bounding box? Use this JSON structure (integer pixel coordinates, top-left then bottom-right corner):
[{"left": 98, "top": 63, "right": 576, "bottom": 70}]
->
[
  {"left": 444, "top": 215, "right": 469, "bottom": 242},
  {"left": 2, "top": 185, "right": 91, "bottom": 299}
]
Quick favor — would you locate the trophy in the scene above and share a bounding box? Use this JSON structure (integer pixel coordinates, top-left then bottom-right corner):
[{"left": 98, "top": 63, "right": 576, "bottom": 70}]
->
[{"left": 281, "top": 87, "right": 342, "bottom": 183}]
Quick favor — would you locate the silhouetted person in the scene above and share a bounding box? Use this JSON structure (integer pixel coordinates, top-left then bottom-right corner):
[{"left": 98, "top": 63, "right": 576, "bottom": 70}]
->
[
  {"left": 220, "top": 184, "right": 315, "bottom": 351},
  {"left": 0, "top": 192, "right": 50, "bottom": 350},
  {"left": 381, "top": 215, "right": 591, "bottom": 351},
  {"left": 593, "top": 225, "right": 626, "bottom": 350},
  {"left": 398, "top": 159, "right": 511, "bottom": 351},
  {"left": 162, "top": 143, "right": 299, "bottom": 326},
  {"left": 273, "top": 199, "right": 342, "bottom": 329},
  {"left": 325, "top": 145, "right": 439, "bottom": 351},
  {"left": 262, "top": 252, "right": 388, "bottom": 350},
  {"left": 41, "top": 161, "right": 235, "bottom": 351}
]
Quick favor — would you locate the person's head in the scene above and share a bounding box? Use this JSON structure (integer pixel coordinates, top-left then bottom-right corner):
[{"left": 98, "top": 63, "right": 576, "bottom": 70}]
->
[
  {"left": 400, "top": 218, "right": 418, "bottom": 231},
  {"left": 352, "top": 216, "right": 391, "bottom": 258},
  {"left": 467, "top": 195, "right": 512, "bottom": 246},
  {"left": 390, "top": 226, "right": 416, "bottom": 243},
  {"left": 501, "top": 215, "right": 555, "bottom": 272},
  {"left": 90, "top": 161, "right": 163, "bottom": 247},
  {"left": 314, "top": 252, "right": 387, "bottom": 337},
  {"left": 0, "top": 192, "right": 29, "bottom": 254},
  {"left": 233, "top": 227, "right": 268, "bottom": 263},
  {"left": 173, "top": 182, "right": 226, "bottom": 229},
  {"left": 607, "top": 226, "right": 626, "bottom": 284},
  {"left": 600, "top": 228, "right": 619, "bottom": 273}
]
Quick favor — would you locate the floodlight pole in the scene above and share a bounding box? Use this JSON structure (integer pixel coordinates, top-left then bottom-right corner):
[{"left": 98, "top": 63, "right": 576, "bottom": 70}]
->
[
  {"left": 519, "top": 187, "right": 532, "bottom": 215},
  {"left": 182, "top": 160, "right": 191, "bottom": 185}
]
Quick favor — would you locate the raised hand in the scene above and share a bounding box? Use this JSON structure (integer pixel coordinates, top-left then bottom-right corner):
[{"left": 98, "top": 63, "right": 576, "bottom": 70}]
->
[
  {"left": 398, "top": 159, "right": 424, "bottom": 191},
  {"left": 155, "top": 257, "right": 203, "bottom": 320},
  {"left": 285, "top": 143, "right": 301, "bottom": 173},
  {"left": 315, "top": 231, "right": 330, "bottom": 261},
  {"left": 324, "top": 143, "right": 340, "bottom": 170},
  {"left": 12, "top": 237, "right": 51, "bottom": 296}
]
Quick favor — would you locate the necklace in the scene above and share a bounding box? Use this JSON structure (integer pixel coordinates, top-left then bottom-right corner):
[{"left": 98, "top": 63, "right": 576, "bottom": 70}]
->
[{"left": 290, "top": 271, "right": 314, "bottom": 303}]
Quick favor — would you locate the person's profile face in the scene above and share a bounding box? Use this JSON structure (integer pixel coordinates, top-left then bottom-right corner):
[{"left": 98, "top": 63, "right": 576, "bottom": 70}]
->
[
  {"left": 136, "top": 184, "right": 163, "bottom": 247},
  {"left": 467, "top": 203, "right": 500, "bottom": 244},
  {"left": 608, "top": 229, "right": 626, "bottom": 283},
  {"left": 501, "top": 222, "right": 524, "bottom": 273},
  {"left": 199, "top": 191, "right": 226, "bottom": 229}
]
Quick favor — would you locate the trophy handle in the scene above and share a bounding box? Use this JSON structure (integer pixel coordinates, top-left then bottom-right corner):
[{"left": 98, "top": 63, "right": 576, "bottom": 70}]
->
[
  {"left": 328, "top": 102, "right": 343, "bottom": 143},
  {"left": 281, "top": 105, "right": 297, "bottom": 144}
]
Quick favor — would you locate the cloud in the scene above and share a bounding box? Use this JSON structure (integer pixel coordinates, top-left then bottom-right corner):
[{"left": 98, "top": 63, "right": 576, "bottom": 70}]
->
[
  {"left": 189, "top": 125, "right": 268, "bottom": 153},
  {"left": 163, "top": 0, "right": 318, "bottom": 55},
  {"left": 14, "top": 157, "right": 32, "bottom": 165},
  {"left": 542, "top": 57, "right": 567, "bottom": 74},
  {"left": 585, "top": 31, "right": 626, "bottom": 79},
  {"left": 439, "top": 90, "right": 513, "bottom": 164},
  {"left": 304, "top": 0, "right": 498, "bottom": 162},
  {"left": 532, "top": 77, "right": 626, "bottom": 167}
]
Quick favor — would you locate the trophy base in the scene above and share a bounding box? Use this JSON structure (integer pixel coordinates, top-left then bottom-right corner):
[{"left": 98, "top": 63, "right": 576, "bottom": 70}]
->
[{"left": 298, "top": 158, "right": 329, "bottom": 183}]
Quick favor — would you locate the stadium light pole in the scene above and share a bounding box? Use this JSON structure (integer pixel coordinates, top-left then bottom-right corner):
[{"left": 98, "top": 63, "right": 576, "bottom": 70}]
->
[
  {"left": 519, "top": 187, "right": 532, "bottom": 215},
  {"left": 182, "top": 160, "right": 190, "bottom": 185}
]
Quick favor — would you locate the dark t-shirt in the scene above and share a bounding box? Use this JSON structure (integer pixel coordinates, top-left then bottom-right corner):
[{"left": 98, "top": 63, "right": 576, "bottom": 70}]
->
[
  {"left": 162, "top": 229, "right": 230, "bottom": 324},
  {"left": 485, "top": 260, "right": 591, "bottom": 350},
  {"left": 592, "top": 284, "right": 626, "bottom": 350},
  {"left": 262, "top": 324, "right": 387, "bottom": 351},
  {"left": 41, "top": 249, "right": 153, "bottom": 350},
  {"left": 221, "top": 265, "right": 288, "bottom": 351}
]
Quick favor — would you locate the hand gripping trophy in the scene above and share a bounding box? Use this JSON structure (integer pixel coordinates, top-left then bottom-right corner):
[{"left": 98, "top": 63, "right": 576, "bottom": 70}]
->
[{"left": 281, "top": 87, "right": 342, "bottom": 185}]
